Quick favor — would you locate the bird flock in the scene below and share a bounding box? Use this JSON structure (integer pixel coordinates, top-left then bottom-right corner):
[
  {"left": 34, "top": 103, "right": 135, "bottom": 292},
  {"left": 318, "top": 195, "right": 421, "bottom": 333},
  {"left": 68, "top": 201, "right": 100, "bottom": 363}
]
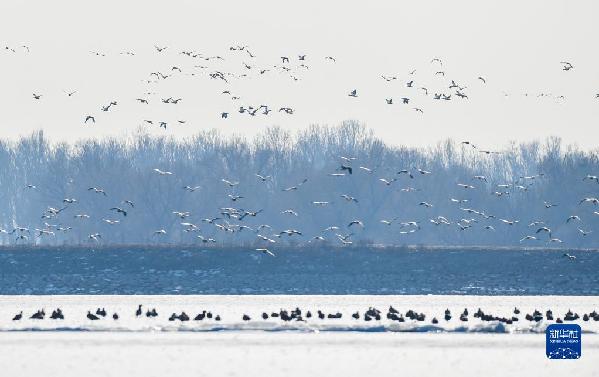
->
[
  {"left": 2, "top": 148, "right": 599, "bottom": 257},
  {"left": 4, "top": 42, "right": 595, "bottom": 130},
  {"left": 1, "top": 44, "right": 599, "bottom": 254},
  {"left": 9, "top": 303, "right": 599, "bottom": 327}
]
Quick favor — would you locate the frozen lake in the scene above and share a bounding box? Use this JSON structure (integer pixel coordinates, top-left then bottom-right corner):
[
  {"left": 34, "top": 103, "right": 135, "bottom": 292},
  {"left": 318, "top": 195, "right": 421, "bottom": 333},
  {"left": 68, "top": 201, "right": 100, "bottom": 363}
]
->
[
  {"left": 1, "top": 246, "right": 598, "bottom": 294},
  {"left": 0, "top": 295, "right": 597, "bottom": 376},
  {"left": 2, "top": 331, "right": 597, "bottom": 377}
]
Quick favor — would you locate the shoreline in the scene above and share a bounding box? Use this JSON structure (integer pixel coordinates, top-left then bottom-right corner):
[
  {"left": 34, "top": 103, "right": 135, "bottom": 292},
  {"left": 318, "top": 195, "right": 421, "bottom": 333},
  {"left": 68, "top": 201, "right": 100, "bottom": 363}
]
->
[{"left": 0, "top": 243, "right": 598, "bottom": 252}]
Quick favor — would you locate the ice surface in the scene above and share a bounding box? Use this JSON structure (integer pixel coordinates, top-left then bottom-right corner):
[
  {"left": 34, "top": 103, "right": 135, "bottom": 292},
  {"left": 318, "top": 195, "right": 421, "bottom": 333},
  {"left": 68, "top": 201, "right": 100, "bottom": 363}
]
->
[
  {"left": 1, "top": 295, "right": 597, "bottom": 377},
  {"left": 0, "top": 331, "right": 597, "bottom": 377},
  {"left": 1, "top": 295, "right": 597, "bottom": 333}
]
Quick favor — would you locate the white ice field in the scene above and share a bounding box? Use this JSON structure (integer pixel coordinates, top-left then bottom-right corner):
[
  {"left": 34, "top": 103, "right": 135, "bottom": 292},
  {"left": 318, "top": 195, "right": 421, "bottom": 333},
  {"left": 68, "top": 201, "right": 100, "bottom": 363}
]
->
[{"left": 0, "top": 295, "right": 597, "bottom": 376}]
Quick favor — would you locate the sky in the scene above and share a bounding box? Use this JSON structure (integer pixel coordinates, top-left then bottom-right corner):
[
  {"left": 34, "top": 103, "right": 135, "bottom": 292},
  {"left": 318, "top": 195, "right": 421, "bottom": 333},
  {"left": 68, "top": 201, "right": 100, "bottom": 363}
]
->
[{"left": 1, "top": 0, "right": 598, "bottom": 150}]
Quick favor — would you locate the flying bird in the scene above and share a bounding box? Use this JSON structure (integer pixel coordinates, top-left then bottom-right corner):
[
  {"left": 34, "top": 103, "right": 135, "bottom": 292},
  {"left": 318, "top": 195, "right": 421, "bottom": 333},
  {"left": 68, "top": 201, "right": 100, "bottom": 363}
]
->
[
  {"left": 379, "top": 178, "right": 397, "bottom": 186},
  {"left": 339, "top": 165, "right": 353, "bottom": 174},
  {"left": 221, "top": 179, "right": 239, "bottom": 187},
  {"left": 341, "top": 194, "right": 358, "bottom": 203},
  {"left": 519, "top": 236, "right": 537, "bottom": 242},
  {"left": 536, "top": 227, "right": 552, "bottom": 237},
  {"left": 560, "top": 61, "right": 574, "bottom": 71},
  {"left": 580, "top": 197, "right": 599, "bottom": 205},
  {"left": 110, "top": 207, "right": 127, "bottom": 216},
  {"left": 282, "top": 178, "right": 308, "bottom": 191},
  {"left": 183, "top": 185, "right": 201, "bottom": 192},
  {"left": 255, "top": 248, "right": 275, "bottom": 257},
  {"left": 154, "top": 169, "right": 173, "bottom": 176},
  {"left": 87, "top": 187, "right": 107, "bottom": 196},
  {"left": 255, "top": 174, "right": 271, "bottom": 182}
]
